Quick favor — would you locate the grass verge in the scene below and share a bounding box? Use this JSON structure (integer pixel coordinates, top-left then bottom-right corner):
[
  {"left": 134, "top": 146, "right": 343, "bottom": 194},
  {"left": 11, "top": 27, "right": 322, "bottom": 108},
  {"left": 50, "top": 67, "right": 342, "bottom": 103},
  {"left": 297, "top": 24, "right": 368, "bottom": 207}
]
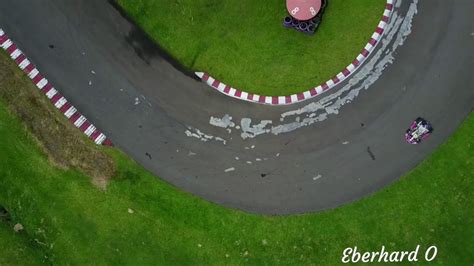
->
[
  {"left": 0, "top": 214, "right": 40, "bottom": 265},
  {"left": 0, "top": 51, "right": 115, "bottom": 189},
  {"left": 116, "top": 0, "right": 386, "bottom": 96},
  {"left": 0, "top": 51, "right": 473, "bottom": 264}
]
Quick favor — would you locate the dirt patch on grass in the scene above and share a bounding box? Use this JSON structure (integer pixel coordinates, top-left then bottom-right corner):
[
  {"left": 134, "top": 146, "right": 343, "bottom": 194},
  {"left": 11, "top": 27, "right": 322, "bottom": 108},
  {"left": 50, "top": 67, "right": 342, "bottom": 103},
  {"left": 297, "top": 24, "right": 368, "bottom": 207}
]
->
[{"left": 0, "top": 52, "right": 115, "bottom": 189}]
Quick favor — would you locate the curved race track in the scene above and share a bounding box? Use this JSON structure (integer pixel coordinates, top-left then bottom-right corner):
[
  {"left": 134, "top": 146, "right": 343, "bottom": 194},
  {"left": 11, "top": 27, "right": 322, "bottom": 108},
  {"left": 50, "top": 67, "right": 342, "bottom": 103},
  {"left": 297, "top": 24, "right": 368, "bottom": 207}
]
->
[{"left": 0, "top": 0, "right": 472, "bottom": 215}]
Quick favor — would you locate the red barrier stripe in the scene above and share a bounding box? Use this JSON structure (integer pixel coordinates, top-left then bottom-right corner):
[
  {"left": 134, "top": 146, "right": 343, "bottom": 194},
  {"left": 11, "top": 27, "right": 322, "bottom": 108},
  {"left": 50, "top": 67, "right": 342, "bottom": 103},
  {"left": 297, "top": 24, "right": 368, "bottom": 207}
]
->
[
  {"left": 50, "top": 93, "right": 63, "bottom": 105},
  {"left": 5, "top": 43, "right": 17, "bottom": 54},
  {"left": 211, "top": 79, "right": 220, "bottom": 88},
  {"left": 79, "top": 120, "right": 91, "bottom": 132},
  {"left": 361, "top": 49, "right": 370, "bottom": 57},
  {"left": 23, "top": 63, "right": 35, "bottom": 73},
  {"left": 272, "top": 97, "right": 278, "bottom": 104},
  {"left": 342, "top": 68, "right": 350, "bottom": 76},
  {"left": 32, "top": 73, "right": 44, "bottom": 84},
  {"left": 322, "top": 83, "right": 329, "bottom": 91},
  {"left": 0, "top": 35, "right": 8, "bottom": 44},
  {"left": 69, "top": 112, "right": 81, "bottom": 124},
  {"left": 14, "top": 53, "right": 26, "bottom": 65},
  {"left": 41, "top": 82, "right": 54, "bottom": 94},
  {"left": 223, "top": 85, "right": 230, "bottom": 93},
  {"left": 59, "top": 102, "right": 72, "bottom": 113}
]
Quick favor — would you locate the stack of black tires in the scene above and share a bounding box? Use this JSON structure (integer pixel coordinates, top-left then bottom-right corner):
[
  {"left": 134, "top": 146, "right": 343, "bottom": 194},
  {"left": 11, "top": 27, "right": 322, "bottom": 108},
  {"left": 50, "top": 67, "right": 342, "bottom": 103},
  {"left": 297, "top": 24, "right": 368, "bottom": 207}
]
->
[{"left": 283, "top": 0, "right": 328, "bottom": 35}]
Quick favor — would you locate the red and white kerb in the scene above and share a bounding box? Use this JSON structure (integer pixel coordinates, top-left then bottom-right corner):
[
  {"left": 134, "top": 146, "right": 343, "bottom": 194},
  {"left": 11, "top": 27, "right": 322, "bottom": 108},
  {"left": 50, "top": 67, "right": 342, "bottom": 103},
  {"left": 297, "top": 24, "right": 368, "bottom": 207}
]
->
[{"left": 0, "top": 28, "right": 112, "bottom": 145}]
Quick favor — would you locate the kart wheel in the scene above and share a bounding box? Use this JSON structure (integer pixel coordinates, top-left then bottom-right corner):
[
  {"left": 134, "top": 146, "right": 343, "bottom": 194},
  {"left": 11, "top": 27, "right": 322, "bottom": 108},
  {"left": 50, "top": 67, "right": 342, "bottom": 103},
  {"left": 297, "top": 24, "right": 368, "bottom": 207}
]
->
[{"left": 427, "top": 124, "right": 434, "bottom": 133}]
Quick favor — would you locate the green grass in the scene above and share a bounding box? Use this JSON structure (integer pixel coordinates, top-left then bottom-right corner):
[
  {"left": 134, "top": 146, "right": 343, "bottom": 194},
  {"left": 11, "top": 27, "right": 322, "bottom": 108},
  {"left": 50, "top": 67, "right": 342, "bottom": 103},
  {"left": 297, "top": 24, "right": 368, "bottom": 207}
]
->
[
  {"left": 0, "top": 222, "right": 40, "bottom": 264},
  {"left": 0, "top": 52, "right": 473, "bottom": 264},
  {"left": 117, "top": 0, "right": 386, "bottom": 96},
  {"left": 0, "top": 52, "right": 116, "bottom": 189}
]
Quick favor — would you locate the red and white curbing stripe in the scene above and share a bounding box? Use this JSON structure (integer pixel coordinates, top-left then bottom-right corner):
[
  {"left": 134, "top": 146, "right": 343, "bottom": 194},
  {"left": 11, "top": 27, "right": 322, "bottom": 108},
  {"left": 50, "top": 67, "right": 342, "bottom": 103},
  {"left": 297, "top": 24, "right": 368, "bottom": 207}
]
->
[
  {"left": 196, "top": 0, "right": 394, "bottom": 105},
  {"left": 0, "top": 28, "right": 112, "bottom": 146}
]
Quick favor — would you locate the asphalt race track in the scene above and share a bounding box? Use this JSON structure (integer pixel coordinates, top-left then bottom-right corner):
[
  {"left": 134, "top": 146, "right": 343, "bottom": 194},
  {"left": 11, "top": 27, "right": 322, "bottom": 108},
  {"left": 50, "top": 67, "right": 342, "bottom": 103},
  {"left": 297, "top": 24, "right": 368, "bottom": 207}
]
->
[{"left": 0, "top": 0, "right": 472, "bottom": 215}]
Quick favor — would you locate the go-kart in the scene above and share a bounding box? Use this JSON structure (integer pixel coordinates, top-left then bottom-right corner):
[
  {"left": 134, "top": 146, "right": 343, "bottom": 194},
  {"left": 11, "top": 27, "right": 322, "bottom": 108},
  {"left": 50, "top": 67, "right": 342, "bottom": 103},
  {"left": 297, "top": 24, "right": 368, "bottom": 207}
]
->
[{"left": 405, "top": 117, "right": 433, "bottom": 144}]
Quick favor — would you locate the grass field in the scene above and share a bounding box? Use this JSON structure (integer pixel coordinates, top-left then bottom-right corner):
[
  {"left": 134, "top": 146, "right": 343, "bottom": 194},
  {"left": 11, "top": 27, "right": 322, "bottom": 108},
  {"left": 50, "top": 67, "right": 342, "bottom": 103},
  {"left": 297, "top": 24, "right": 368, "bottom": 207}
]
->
[
  {"left": 0, "top": 50, "right": 473, "bottom": 264},
  {"left": 0, "top": 222, "right": 40, "bottom": 264},
  {"left": 117, "top": 0, "right": 386, "bottom": 96}
]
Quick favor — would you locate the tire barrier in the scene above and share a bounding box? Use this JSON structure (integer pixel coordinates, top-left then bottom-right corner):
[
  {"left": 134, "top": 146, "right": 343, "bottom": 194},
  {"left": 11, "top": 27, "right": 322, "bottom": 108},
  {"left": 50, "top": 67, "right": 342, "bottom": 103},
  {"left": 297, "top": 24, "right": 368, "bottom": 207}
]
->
[
  {"left": 306, "top": 24, "right": 316, "bottom": 35},
  {"left": 283, "top": 16, "right": 293, "bottom": 27},
  {"left": 299, "top": 22, "right": 308, "bottom": 31},
  {"left": 283, "top": 0, "right": 327, "bottom": 35},
  {"left": 291, "top": 17, "right": 300, "bottom": 28},
  {"left": 310, "top": 16, "right": 321, "bottom": 26}
]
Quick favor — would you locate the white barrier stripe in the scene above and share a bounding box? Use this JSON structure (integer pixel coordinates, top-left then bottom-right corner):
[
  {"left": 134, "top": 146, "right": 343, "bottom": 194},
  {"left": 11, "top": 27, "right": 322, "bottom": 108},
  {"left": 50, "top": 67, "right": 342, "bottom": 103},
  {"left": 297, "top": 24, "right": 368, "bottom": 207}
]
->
[
  {"left": 95, "top": 133, "right": 106, "bottom": 144},
  {"left": 54, "top": 97, "right": 67, "bottom": 109},
  {"left": 372, "top": 32, "right": 381, "bottom": 40},
  {"left": 336, "top": 73, "right": 345, "bottom": 80},
  {"left": 84, "top": 125, "right": 96, "bottom": 137},
  {"left": 27, "top": 68, "right": 39, "bottom": 79},
  {"left": 303, "top": 91, "right": 311, "bottom": 99},
  {"left": 36, "top": 78, "right": 48, "bottom": 89},
  {"left": 10, "top": 49, "right": 22, "bottom": 59},
  {"left": 217, "top": 82, "right": 226, "bottom": 91},
  {"left": 327, "top": 79, "right": 335, "bottom": 87},
  {"left": 1, "top": 39, "right": 12, "bottom": 49},
  {"left": 290, "top": 94, "right": 298, "bottom": 102},
  {"left": 347, "top": 64, "right": 356, "bottom": 72},
  {"left": 45, "top": 88, "right": 57, "bottom": 99},
  {"left": 19, "top": 59, "right": 30, "bottom": 70},
  {"left": 73, "top": 115, "right": 86, "bottom": 127},
  {"left": 278, "top": 96, "right": 285, "bottom": 104},
  {"left": 195, "top": 72, "right": 204, "bottom": 79},
  {"left": 316, "top": 86, "right": 324, "bottom": 94},
  {"left": 206, "top": 77, "right": 215, "bottom": 86},
  {"left": 64, "top": 106, "right": 77, "bottom": 118},
  {"left": 228, "top": 88, "right": 236, "bottom": 96}
]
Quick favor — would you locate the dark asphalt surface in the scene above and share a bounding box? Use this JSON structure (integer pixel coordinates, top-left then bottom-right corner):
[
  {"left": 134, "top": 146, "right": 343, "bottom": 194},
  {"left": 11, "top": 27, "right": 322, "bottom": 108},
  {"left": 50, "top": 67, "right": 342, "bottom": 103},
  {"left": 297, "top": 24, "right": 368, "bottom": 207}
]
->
[{"left": 0, "top": 0, "right": 472, "bottom": 215}]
